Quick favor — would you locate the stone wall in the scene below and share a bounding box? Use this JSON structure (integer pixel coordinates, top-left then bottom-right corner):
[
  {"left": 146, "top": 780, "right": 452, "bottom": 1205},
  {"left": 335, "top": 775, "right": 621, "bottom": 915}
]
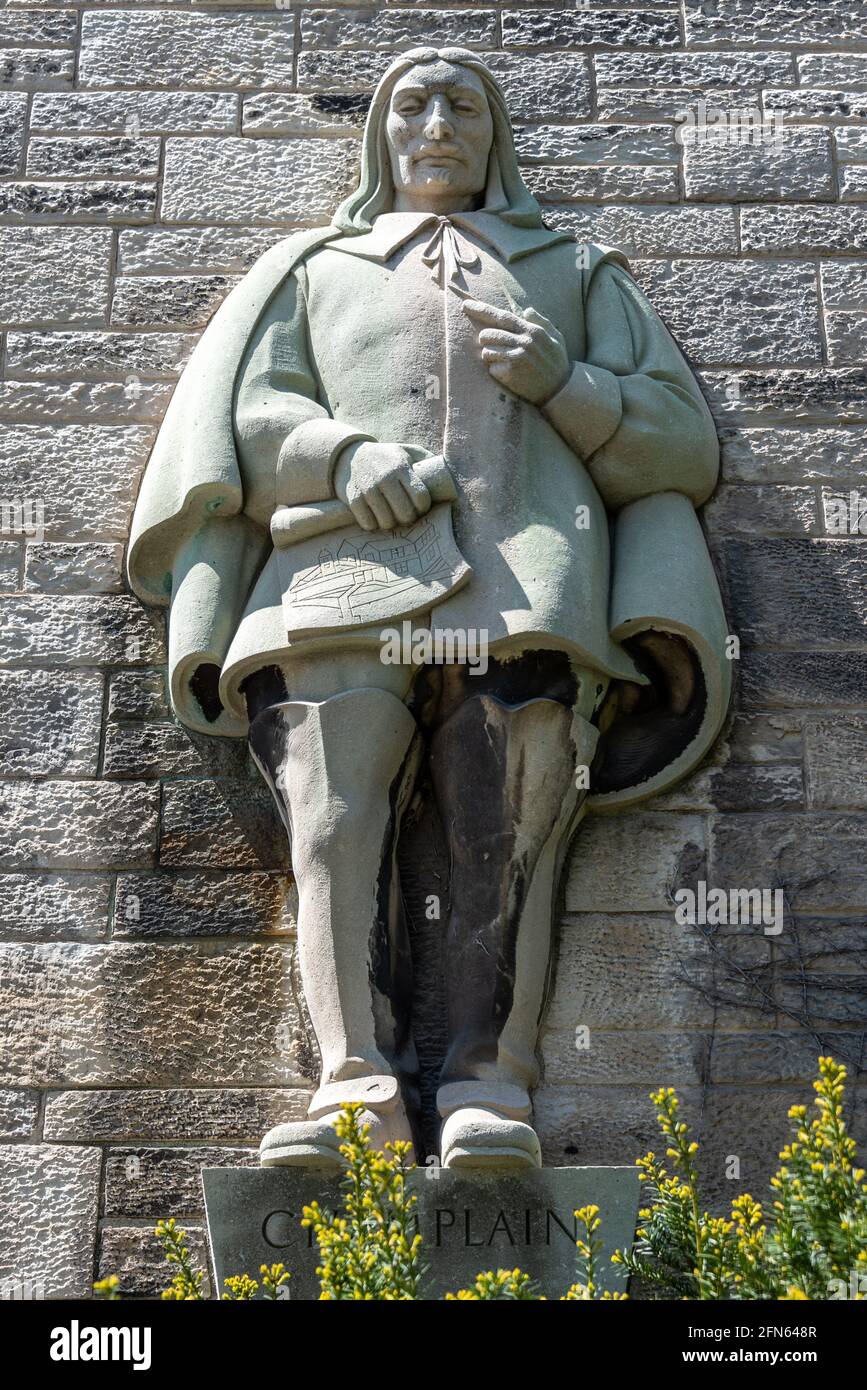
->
[{"left": 1, "top": 0, "right": 866, "bottom": 1298}]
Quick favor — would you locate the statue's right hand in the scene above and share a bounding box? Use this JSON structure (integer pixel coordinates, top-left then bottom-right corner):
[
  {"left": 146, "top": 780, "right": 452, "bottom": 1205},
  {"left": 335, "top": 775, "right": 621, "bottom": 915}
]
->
[{"left": 333, "top": 441, "right": 432, "bottom": 532}]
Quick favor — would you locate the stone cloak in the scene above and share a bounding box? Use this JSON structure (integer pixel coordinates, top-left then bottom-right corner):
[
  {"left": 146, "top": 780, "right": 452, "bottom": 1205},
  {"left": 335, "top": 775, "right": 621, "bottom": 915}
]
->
[{"left": 127, "top": 230, "right": 731, "bottom": 804}]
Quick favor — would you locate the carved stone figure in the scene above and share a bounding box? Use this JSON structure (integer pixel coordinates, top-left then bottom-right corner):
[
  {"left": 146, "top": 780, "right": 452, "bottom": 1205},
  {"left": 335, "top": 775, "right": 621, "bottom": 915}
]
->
[{"left": 128, "top": 48, "right": 730, "bottom": 1171}]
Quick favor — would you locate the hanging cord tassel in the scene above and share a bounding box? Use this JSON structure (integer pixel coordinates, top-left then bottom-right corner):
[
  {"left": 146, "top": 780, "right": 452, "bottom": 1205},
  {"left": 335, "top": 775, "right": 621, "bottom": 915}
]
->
[{"left": 420, "top": 217, "right": 480, "bottom": 298}]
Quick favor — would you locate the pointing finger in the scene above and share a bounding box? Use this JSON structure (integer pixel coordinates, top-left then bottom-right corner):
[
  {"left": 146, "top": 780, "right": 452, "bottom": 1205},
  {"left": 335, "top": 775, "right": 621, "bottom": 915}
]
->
[{"left": 462, "top": 299, "right": 527, "bottom": 334}]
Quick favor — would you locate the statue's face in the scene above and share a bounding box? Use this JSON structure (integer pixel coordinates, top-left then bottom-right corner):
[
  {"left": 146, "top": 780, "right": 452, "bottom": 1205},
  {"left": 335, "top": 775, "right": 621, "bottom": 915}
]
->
[{"left": 386, "top": 62, "right": 494, "bottom": 212}]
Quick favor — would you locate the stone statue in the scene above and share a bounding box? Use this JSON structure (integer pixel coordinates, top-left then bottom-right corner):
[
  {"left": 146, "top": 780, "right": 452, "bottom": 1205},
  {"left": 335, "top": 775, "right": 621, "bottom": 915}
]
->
[{"left": 128, "top": 47, "right": 730, "bottom": 1171}]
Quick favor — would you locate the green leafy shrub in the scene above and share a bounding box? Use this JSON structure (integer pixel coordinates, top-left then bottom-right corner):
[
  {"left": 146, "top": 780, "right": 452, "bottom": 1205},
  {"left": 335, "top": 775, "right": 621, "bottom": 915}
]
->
[
  {"left": 92, "top": 1275, "right": 120, "bottom": 1301},
  {"left": 302, "top": 1104, "right": 422, "bottom": 1300},
  {"left": 155, "top": 1218, "right": 206, "bottom": 1301},
  {"left": 445, "top": 1269, "right": 540, "bottom": 1300},
  {"left": 445, "top": 1206, "right": 627, "bottom": 1300},
  {"left": 222, "top": 1265, "right": 289, "bottom": 1301},
  {"left": 615, "top": 1056, "right": 867, "bottom": 1300}
]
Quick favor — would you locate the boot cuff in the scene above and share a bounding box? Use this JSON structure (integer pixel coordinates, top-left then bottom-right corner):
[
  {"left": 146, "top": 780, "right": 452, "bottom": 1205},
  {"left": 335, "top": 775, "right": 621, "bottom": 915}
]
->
[{"left": 436, "top": 1080, "right": 530, "bottom": 1120}]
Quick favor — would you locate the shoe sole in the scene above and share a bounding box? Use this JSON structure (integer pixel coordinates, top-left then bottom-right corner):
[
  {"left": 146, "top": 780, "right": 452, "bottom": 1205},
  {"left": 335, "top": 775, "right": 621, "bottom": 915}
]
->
[
  {"left": 259, "top": 1143, "right": 344, "bottom": 1170},
  {"left": 442, "top": 1145, "right": 541, "bottom": 1170}
]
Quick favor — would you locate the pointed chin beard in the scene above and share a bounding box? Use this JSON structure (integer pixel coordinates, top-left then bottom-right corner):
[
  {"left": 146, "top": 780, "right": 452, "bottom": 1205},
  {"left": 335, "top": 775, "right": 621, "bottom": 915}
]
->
[{"left": 414, "top": 164, "right": 460, "bottom": 189}]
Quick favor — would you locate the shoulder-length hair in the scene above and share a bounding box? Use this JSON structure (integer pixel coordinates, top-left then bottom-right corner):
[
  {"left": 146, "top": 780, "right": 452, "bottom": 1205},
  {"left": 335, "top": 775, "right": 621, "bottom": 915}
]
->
[{"left": 331, "top": 47, "right": 544, "bottom": 232}]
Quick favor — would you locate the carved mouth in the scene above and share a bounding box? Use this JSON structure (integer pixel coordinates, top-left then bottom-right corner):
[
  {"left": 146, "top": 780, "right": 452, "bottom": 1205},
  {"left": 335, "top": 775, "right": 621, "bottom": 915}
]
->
[{"left": 413, "top": 150, "right": 464, "bottom": 165}]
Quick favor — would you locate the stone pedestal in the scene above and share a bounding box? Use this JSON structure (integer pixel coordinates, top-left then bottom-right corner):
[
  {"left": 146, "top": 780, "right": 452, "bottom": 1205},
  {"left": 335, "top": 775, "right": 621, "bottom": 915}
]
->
[{"left": 202, "top": 1165, "right": 639, "bottom": 1300}]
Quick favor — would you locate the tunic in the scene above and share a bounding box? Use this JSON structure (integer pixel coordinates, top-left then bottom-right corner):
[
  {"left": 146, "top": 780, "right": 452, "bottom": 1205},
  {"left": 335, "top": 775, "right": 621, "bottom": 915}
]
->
[{"left": 220, "top": 211, "right": 719, "bottom": 709}]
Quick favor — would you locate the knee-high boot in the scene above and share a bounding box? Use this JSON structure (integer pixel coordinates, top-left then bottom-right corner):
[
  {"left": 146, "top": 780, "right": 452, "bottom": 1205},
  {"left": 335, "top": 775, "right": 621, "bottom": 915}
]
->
[
  {"left": 249, "top": 686, "right": 421, "bottom": 1167},
  {"left": 428, "top": 693, "right": 599, "bottom": 1168}
]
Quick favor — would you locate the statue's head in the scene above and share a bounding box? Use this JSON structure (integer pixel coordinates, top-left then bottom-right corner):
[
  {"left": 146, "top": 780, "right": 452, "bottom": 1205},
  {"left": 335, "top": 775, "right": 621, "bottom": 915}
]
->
[
  {"left": 332, "top": 48, "right": 543, "bottom": 232},
  {"left": 386, "top": 57, "right": 493, "bottom": 213}
]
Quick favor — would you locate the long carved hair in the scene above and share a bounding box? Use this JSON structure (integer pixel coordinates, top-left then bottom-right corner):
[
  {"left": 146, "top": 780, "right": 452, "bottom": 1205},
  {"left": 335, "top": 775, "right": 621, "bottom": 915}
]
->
[{"left": 331, "top": 47, "right": 544, "bottom": 232}]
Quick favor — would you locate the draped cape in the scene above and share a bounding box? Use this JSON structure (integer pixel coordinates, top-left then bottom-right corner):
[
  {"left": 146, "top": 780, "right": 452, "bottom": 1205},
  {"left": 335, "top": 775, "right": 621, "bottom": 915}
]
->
[{"left": 127, "top": 230, "right": 731, "bottom": 808}]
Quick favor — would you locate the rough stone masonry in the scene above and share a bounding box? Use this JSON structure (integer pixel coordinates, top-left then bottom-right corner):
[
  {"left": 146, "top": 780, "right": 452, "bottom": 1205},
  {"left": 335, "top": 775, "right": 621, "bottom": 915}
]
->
[{"left": 0, "top": 0, "right": 865, "bottom": 1299}]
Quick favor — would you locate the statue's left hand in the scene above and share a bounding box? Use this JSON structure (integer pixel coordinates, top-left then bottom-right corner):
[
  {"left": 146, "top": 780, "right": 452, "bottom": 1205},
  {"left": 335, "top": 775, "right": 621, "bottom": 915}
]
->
[{"left": 463, "top": 299, "right": 570, "bottom": 406}]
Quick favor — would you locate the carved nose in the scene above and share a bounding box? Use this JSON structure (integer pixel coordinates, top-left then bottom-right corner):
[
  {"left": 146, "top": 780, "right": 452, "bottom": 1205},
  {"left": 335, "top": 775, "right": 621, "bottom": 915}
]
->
[{"left": 425, "top": 106, "right": 454, "bottom": 141}]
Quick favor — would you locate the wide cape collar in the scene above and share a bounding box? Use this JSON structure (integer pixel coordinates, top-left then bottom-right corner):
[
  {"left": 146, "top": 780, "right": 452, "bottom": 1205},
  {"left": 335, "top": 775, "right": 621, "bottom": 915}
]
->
[{"left": 326, "top": 209, "right": 574, "bottom": 264}]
